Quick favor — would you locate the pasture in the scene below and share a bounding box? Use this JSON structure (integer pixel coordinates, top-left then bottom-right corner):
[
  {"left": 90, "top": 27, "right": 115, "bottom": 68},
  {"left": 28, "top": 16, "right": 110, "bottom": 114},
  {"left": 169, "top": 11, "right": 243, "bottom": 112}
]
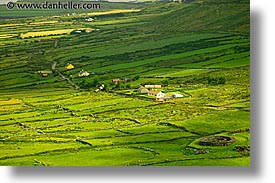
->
[{"left": 0, "top": 0, "right": 250, "bottom": 166}]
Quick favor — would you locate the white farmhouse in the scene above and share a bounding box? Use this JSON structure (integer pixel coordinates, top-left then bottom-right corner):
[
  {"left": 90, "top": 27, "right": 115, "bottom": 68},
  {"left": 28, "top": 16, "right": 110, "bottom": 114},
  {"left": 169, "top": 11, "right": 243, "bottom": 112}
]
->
[
  {"left": 148, "top": 90, "right": 165, "bottom": 101},
  {"left": 85, "top": 18, "right": 94, "bottom": 22}
]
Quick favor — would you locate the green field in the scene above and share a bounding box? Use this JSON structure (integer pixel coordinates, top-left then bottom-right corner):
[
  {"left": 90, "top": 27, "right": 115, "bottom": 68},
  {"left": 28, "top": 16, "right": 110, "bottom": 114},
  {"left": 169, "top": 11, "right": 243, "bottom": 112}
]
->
[{"left": 0, "top": 0, "right": 250, "bottom": 166}]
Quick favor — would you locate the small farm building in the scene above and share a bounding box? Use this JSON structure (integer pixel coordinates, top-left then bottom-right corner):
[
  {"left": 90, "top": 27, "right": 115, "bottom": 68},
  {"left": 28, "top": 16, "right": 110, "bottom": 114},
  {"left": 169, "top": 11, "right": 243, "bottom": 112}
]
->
[
  {"left": 79, "top": 70, "right": 90, "bottom": 77},
  {"left": 85, "top": 18, "right": 94, "bottom": 22},
  {"left": 172, "top": 94, "right": 184, "bottom": 98},
  {"left": 65, "top": 63, "right": 74, "bottom": 70},
  {"left": 138, "top": 86, "right": 149, "bottom": 93},
  {"left": 112, "top": 78, "right": 121, "bottom": 84},
  {"left": 38, "top": 70, "right": 53, "bottom": 77},
  {"left": 145, "top": 85, "right": 162, "bottom": 89},
  {"left": 85, "top": 28, "right": 93, "bottom": 33}
]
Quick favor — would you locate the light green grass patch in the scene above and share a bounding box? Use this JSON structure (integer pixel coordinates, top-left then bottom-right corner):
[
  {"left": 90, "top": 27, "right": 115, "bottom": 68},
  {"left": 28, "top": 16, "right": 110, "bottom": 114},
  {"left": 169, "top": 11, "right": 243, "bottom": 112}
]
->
[{"left": 171, "top": 110, "right": 250, "bottom": 135}]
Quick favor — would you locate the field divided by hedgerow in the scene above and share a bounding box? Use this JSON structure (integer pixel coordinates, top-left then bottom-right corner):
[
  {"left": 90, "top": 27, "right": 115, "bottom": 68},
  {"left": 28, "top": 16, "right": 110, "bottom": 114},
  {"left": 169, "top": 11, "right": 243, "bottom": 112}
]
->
[{"left": 0, "top": 0, "right": 250, "bottom": 166}]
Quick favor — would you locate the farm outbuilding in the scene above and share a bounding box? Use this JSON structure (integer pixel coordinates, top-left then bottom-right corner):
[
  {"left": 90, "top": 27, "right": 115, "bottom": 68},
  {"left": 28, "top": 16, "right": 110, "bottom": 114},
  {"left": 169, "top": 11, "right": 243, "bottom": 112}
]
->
[
  {"left": 112, "top": 78, "right": 121, "bottom": 84},
  {"left": 145, "top": 85, "right": 161, "bottom": 89},
  {"left": 38, "top": 70, "right": 52, "bottom": 77},
  {"left": 85, "top": 18, "right": 94, "bottom": 22},
  {"left": 95, "top": 84, "right": 105, "bottom": 92},
  {"left": 40, "top": 39, "right": 48, "bottom": 42},
  {"left": 65, "top": 63, "right": 74, "bottom": 70},
  {"left": 85, "top": 28, "right": 93, "bottom": 33},
  {"left": 172, "top": 94, "right": 184, "bottom": 98},
  {"left": 138, "top": 86, "right": 149, "bottom": 93},
  {"left": 79, "top": 70, "right": 90, "bottom": 77}
]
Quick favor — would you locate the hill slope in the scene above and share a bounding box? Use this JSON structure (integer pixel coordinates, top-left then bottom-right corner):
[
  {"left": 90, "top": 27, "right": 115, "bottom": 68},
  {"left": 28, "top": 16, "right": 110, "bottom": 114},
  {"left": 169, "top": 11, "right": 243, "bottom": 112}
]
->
[
  {"left": 0, "top": 1, "right": 250, "bottom": 166},
  {"left": 140, "top": 0, "right": 249, "bottom": 34}
]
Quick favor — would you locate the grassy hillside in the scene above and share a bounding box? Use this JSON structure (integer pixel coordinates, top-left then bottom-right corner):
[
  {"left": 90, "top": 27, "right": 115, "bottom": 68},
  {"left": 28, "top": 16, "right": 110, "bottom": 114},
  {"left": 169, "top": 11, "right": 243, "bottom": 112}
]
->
[
  {"left": 141, "top": 0, "right": 249, "bottom": 34},
  {"left": 0, "top": 0, "right": 250, "bottom": 166}
]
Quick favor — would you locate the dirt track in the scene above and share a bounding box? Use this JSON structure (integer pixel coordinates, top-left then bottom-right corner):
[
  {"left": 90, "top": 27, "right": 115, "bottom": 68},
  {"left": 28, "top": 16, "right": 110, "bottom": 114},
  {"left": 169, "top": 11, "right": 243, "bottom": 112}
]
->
[{"left": 52, "top": 62, "right": 80, "bottom": 89}]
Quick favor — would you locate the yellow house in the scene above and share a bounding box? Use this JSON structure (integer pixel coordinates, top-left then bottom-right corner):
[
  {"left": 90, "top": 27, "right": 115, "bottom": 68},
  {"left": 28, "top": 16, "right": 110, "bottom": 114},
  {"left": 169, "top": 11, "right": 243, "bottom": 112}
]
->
[{"left": 65, "top": 63, "right": 74, "bottom": 70}]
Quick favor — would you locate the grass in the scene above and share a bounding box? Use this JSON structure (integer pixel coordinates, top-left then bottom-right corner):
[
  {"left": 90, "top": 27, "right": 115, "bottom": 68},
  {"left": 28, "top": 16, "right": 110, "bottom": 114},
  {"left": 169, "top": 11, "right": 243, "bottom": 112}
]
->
[
  {"left": 161, "top": 69, "right": 210, "bottom": 77},
  {"left": 0, "top": 0, "right": 250, "bottom": 166},
  {"left": 86, "top": 9, "right": 141, "bottom": 16},
  {"left": 93, "top": 42, "right": 246, "bottom": 73},
  {"left": 152, "top": 157, "right": 250, "bottom": 166},
  {"left": 172, "top": 110, "right": 250, "bottom": 135}
]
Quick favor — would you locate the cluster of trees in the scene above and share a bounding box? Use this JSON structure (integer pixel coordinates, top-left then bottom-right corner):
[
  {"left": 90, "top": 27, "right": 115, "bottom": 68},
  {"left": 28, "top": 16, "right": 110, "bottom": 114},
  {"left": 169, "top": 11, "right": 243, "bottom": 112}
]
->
[
  {"left": 77, "top": 74, "right": 144, "bottom": 91},
  {"left": 78, "top": 76, "right": 137, "bottom": 91},
  {"left": 79, "top": 79, "right": 100, "bottom": 89},
  {"left": 112, "top": 83, "right": 131, "bottom": 90}
]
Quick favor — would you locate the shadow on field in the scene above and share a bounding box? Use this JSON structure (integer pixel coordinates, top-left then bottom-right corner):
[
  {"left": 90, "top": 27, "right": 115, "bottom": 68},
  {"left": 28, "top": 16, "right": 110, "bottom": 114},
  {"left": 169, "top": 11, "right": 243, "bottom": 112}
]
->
[{"left": 10, "top": 11, "right": 262, "bottom": 181}]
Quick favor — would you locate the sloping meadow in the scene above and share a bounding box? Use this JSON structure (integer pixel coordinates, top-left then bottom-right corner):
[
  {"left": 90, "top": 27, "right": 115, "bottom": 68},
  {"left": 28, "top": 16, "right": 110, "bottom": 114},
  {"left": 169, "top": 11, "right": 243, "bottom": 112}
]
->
[{"left": 0, "top": 0, "right": 250, "bottom": 166}]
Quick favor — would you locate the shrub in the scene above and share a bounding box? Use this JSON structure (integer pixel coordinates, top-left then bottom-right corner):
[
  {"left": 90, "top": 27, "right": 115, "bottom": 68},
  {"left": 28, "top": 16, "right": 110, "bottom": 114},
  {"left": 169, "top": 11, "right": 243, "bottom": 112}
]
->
[
  {"left": 133, "top": 75, "right": 140, "bottom": 81},
  {"left": 208, "top": 77, "right": 226, "bottom": 85}
]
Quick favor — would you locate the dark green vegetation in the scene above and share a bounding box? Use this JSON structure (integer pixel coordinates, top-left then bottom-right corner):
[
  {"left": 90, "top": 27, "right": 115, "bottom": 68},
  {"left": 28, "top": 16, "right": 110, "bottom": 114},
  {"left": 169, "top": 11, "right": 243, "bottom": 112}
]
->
[{"left": 0, "top": 0, "right": 250, "bottom": 166}]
